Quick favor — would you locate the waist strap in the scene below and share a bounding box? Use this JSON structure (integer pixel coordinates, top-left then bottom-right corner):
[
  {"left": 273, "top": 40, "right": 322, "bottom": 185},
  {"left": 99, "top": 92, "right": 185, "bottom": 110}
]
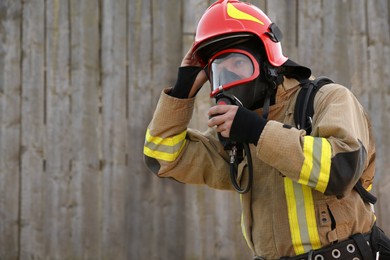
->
[{"left": 280, "top": 233, "right": 373, "bottom": 260}]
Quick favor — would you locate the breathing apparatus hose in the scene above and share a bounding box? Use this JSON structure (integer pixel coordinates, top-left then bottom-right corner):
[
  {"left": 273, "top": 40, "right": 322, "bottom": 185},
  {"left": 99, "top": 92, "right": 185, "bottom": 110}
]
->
[
  {"left": 214, "top": 93, "right": 255, "bottom": 194},
  {"left": 228, "top": 143, "right": 253, "bottom": 194}
]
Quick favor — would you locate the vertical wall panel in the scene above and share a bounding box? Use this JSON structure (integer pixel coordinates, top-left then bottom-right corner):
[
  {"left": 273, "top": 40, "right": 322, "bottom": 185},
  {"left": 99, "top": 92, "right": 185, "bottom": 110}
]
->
[
  {"left": 366, "top": 0, "right": 390, "bottom": 234},
  {"left": 267, "top": 0, "right": 298, "bottom": 60},
  {"left": 19, "top": 0, "right": 46, "bottom": 258},
  {"left": 296, "top": 0, "right": 323, "bottom": 74},
  {"left": 127, "top": 1, "right": 153, "bottom": 259},
  {"left": 345, "top": 0, "right": 370, "bottom": 107},
  {"left": 321, "top": 1, "right": 351, "bottom": 87},
  {"left": 101, "top": 0, "right": 129, "bottom": 258},
  {"left": 0, "top": 0, "right": 21, "bottom": 259},
  {"left": 128, "top": 0, "right": 185, "bottom": 259},
  {"left": 69, "top": 0, "right": 101, "bottom": 257},
  {"left": 45, "top": 0, "right": 72, "bottom": 258}
]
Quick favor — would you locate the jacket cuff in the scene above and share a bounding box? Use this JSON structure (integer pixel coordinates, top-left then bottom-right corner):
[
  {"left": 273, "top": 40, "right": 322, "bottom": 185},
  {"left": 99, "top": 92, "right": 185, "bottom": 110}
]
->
[
  {"left": 257, "top": 120, "right": 306, "bottom": 180},
  {"left": 230, "top": 106, "right": 267, "bottom": 145},
  {"left": 170, "top": 66, "right": 203, "bottom": 98},
  {"left": 148, "top": 89, "right": 195, "bottom": 136}
]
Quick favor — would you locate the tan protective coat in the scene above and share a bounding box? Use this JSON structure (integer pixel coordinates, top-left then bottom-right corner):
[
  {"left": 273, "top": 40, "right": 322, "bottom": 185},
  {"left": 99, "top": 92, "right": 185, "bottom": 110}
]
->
[{"left": 144, "top": 77, "right": 376, "bottom": 259}]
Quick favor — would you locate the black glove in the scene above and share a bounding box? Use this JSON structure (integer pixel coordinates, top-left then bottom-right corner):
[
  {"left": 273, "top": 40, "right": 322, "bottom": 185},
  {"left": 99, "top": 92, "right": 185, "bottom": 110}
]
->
[
  {"left": 230, "top": 106, "right": 267, "bottom": 145},
  {"left": 170, "top": 66, "right": 204, "bottom": 98}
]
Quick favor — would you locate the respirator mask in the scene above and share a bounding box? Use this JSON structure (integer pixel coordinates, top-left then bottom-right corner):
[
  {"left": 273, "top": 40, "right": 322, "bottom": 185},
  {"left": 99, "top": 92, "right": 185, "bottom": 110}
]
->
[{"left": 208, "top": 48, "right": 262, "bottom": 109}]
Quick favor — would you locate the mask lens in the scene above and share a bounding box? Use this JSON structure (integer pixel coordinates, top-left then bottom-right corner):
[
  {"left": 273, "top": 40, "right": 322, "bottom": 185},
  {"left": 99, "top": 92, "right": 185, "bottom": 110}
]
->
[{"left": 208, "top": 49, "right": 259, "bottom": 97}]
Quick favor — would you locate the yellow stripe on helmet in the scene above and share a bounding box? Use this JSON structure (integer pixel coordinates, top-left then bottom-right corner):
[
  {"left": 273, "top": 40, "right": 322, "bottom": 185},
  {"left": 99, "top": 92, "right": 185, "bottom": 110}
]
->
[{"left": 227, "top": 2, "right": 264, "bottom": 25}]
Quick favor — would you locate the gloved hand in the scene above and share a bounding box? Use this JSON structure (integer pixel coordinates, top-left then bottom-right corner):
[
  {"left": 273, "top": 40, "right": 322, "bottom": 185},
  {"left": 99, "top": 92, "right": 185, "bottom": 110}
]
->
[
  {"left": 208, "top": 105, "right": 267, "bottom": 145},
  {"left": 170, "top": 47, "right": 208, "bottom": 98}
]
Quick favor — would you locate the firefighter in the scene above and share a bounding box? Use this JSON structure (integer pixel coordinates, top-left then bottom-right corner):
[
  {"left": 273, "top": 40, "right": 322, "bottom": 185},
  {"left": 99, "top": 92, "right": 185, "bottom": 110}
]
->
[{"left": 143, "top": 0, "right": 390, "bottom": 259}]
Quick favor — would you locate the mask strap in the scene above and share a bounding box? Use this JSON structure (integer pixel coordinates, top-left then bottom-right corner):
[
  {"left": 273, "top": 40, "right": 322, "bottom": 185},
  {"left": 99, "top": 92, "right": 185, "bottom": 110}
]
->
[{"left": 262, "top": 92, "right": 271, "bottom": 120}]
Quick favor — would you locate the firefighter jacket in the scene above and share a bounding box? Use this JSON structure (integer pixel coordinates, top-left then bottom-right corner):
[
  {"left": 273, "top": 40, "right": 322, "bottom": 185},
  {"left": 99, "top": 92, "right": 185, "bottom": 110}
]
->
[{"left": 143, "top": 77, "right": 376, "bottom": 259}]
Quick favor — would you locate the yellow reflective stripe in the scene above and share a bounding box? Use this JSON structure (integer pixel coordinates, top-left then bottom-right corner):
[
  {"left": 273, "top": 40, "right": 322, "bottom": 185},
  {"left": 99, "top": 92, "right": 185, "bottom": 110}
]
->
[
  {"left": 239, "top": 194, "right": 253, "bottom": 250},
  {"left": 143, "top": 144, "right": 186, "bottom": 162},
  {"left": 302, "top": 186, "right": 321, "bottom": 250},
  {"left": 367, "top": 183, "right": 373, "bottom": 191},
  {"left": 300, "top": 136, "right": 315, "bottom": 186},
  {"left": 145, "top": 128, "right": 186, "bottom": 146},
  {"left": 316, "top": 139, "right": 331, "bottom": 193},
  {"left": 285, "top": 178, "right": 305, "bottom": 255},
  {"left": 298, "top": 136, "right": 331, "bottom": 193},
  {"left": 285, "top": 178, "right": 322, "bottom": 255},
  {"left": 144, "top": 129, "right": 187, "bottom": 162},
  {"left": 227, "top": 2, "right": 264, "bottom": 25}
]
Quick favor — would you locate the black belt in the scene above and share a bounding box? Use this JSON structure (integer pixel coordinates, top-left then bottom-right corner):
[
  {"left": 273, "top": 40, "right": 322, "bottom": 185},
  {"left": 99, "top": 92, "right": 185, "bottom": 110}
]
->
[{"left": 279, "top": 233, "right": 374, "bottom": 260}]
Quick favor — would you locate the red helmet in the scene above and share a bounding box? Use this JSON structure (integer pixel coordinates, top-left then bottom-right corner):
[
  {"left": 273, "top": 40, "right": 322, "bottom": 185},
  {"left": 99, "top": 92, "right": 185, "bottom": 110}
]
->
[{"left": 193, "top": 0, "right": 287, "bottom": 67}]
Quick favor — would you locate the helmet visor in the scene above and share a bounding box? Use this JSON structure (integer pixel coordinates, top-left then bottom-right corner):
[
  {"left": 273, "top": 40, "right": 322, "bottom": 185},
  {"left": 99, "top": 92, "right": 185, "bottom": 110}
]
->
[{"left": 208, "top": 49, "right": 260, "bottom": 97}]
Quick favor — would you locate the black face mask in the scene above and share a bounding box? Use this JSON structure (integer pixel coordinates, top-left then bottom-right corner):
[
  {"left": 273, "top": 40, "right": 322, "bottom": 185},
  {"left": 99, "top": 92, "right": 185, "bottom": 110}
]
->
[
  {"left": 219, "top": 67, "right": 277, "bottom": 110},
  {"left": 220, "top": 80, "right": 257, "bottom": 109}
]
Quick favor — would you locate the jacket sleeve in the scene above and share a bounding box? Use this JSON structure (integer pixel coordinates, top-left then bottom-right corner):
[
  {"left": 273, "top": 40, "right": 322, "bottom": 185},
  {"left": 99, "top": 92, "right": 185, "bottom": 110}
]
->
[
  {"left": 143, "top": 89, "right": 233, "bottom": 190},
  {"left": 256, "top": 84, "right": 373, "bottom": 197}
]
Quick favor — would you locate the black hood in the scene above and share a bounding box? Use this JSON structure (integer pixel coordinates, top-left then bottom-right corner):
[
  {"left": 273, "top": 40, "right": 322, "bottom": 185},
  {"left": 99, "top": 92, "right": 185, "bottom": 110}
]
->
[{"left": 281, "top": 59, "right": 312, "bottom": 80}]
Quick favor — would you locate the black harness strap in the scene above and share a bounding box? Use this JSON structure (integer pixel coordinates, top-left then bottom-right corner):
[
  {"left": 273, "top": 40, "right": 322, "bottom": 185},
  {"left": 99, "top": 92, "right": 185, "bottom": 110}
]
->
[
  {"left": 351, "top": 233, "right": 375, "bottom": 260},
  {"left": 294, "top": 76, "right": 334, "bottom": 134},
  {"left": 354, "top": 181, "right": 377, "bottom": 204}
]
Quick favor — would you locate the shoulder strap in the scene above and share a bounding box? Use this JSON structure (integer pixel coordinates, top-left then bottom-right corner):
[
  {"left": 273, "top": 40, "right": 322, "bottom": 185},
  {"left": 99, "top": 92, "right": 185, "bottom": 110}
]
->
[
  {"left": 354, "top": 181, "right": 377, "bottom": 204},
  {"left": 294, "top": 76, "right": 377, "bottom": 205},
  {"left": 294, "top": 76, "right": 334, "bottom": 135}
]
